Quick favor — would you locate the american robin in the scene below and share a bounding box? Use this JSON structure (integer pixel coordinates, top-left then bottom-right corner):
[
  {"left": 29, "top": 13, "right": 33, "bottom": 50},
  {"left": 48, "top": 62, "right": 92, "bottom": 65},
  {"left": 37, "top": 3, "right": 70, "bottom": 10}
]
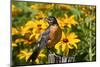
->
[{"left": 27, "top": 16, "right": 62, "bottom": 64}]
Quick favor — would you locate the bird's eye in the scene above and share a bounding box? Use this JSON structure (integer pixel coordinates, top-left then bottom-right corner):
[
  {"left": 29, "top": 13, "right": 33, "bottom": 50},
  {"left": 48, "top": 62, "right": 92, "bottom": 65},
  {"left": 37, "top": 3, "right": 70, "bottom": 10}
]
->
[
  {"left": 49, "top": 18, "right": 53, "bottom": 21},
  {"left": 49, "top": 18, "right": 54, "bottom": 21},
  {"left": 48, "top": 18, "right": 51, "bottom": 20}
]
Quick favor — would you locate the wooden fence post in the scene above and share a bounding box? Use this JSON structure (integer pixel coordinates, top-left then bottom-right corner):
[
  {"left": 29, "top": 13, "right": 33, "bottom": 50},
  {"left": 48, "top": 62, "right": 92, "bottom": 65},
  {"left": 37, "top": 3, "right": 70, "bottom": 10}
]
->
[{"left": 48, "top": 54, "right": 75, "bottom": 63}]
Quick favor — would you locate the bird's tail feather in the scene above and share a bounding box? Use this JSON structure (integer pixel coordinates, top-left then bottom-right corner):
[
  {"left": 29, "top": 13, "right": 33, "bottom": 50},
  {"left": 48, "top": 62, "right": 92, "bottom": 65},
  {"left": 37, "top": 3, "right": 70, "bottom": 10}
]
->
[{"left": 27, "top": 47, "right": 41, "bottom": 64}]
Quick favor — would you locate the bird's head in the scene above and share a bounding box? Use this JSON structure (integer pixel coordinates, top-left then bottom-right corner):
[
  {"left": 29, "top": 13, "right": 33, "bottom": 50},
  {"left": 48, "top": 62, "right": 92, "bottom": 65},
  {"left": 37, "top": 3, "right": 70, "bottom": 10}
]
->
[{"left": 44, "top": 16, "right": 58, "bottom": 25}]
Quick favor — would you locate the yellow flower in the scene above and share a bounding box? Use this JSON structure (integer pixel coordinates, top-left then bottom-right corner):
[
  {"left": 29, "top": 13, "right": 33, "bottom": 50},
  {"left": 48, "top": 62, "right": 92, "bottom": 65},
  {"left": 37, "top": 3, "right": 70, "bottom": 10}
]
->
[
  {"left": 57, "top": 14, "right": 78, "bottom": 29},
  {"left": 25, "top": 20, "right": 48, "bottom": 33},
  {"left": 35, "top": 11, "right": 46, "bottom": 19},
  {"left": 35, "top": 49, "right": 47, "bottom": 64},
  {"left": 55, "top": 32, "right": 80, "bottom": 56},
  {"left": 12, "top": 20, "right": 49, "bottom": 45},
  {"left": 65, "top": 32, "right": 80, "bottom": 49},
  {"left": 57, "top": 14, "right": 68, "bottom": 29},
  {"left": 12, "top": 4, "right": 22, "bottom": 16},
  {"left": 12, "top": 4, "right": 15, "bottom": 11},
  {"left": 23, "top": 22, "right": 33, "bottom": 32},
  {"left": 35, "top": 54, "right": 46, "bottom": 64},
  {"left": 33, "top": 20, "right": 48, "bottom": 32},
  {"left": 35, "top": 59, "right": 40, "bottom": 64},
  {"left": 31, "top": 20, "right": 49, "bottom": 40},
  {"left": 91, "top": 16, "right": 96, "bottom": 21},
  {"left": 20, "top": 26, "right": 32, "bottom": 36},
  {"left": 17, "top": 49, "right": 32, "bottom": 61},
  {"left": 15, "top": 38, "right": 25, "bottom": 44},
  {"left": 12, "top": 27, "right": 19, "bottom": 35},
  {"left": 12, "top": 42, "right": 17, "bottom": 47},
  {"left": 39, "top": 4, "right": 54, "bottom": 10},
  {"left": 20, "top": 21, "right": 33, "bottom": 35},
  {"left": 12, "top": 4, "right": 16, "bottom": 15},
  {"left": 25, "top": 20, "right": 34, "bottom": 28},
  {"left": 31, "top": 4, "right": 54, "bottom": 10},
  {"left": 30, "top": 30, "right": 40, "bottom": 41},
  {"left": 59, "top": 4, "right": 73, "bottom": 10},
  {"left": 66, "top": 15, "right": 78, "bottom": 28},
  {"left": 31, "top": 4, "right": 38, "bottom": 10},
  {"left": 14, "top": 36, "right": 36, "bottom": 45},
  {"left": 13, "top": 37, "right": 33, "bottom": 46},
  {"left": 20, "top": 20, "right": 37, "bottom": 43}
]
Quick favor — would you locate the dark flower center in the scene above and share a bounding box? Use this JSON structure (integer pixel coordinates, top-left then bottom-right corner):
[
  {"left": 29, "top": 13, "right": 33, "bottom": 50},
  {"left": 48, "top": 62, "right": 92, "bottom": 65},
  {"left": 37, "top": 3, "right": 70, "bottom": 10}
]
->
[
  {"left": 39, "top": 27, "right": 42, "bottom": 30},
  {"left": 63, "top": 38, "right": 68, "bottom": 42},
  {"left": 37, "top": 24, "right": 42, "bottom": 27},
  {"left": 37, "top": 24, "right": 42, "bottom": 30}
]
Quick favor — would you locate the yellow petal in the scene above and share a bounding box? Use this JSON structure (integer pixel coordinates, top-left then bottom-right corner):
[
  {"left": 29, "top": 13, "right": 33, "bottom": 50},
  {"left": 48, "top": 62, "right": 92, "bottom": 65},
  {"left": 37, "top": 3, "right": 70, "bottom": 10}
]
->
[
  {"left": 55, "top": 42, "right": 62, "bottom": 50},
  {"left": 61, "top": 32, "right": 66, "bottom": 40},
  {"left": 38, "top": 53, "right": 46, "bottom": 58},
  {"left": 12, "top": 27, "right": 19, "bottom": 35},
  {"left": 12, "top": 43, "right": 17, "bottom": 47},
  {"left": 25, "top": 20, "right": 34, "bottom": 27},
  {"left": 62, "top": 43, "right": 66, "bottom": 52},
  {"left": 73, "top": 43, "right": 78, "bottom": 49},
  {"left": 67, "top": 43, "right": 74, "bottom": 49},
  {"left": 74, "top": 39, "right": 81, "bottom": 43},
  {"left": 17, "top": 54, "right": 25, "bottom": 60},
  {"left": 63, "top": 45, "right": 69, "bottom": 56},
  {"left": 35, "top": 33, "right": 40, "bottom": 40},
  {"left": 35, "top": 59, "right": 40, "bottom": 64}
]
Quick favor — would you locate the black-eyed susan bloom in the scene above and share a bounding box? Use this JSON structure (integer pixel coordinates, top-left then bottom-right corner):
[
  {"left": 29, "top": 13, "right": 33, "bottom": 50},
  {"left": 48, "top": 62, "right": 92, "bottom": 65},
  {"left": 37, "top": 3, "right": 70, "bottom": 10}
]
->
[
  {"left": 12, "top": 4, "right": 22, "bottom": 16},
  {"left": 31, "top": 4, "right": 54, "bottom": 10},
  {"left": 57, "top": 14, "right": 78, "bottom": 29},
  {"left": 55, "top": 32, "right": 80, "bottom": 56},
  {"left": 35, "top": 50, "right": 47, "bottom": 64},
  {"left": 12, "top": 42, "right": 17, "bottom": 47},
  {"left": 32, "top": 20, "right": 49, "bottom": 32},
  {"left": 12, "top": 27, "right": 19, "bottom": 35},
  {"left": 30, "top": 20, "right": 49, "bottom": 40},
  {"left": 35, "top": 11, "right": 47, "bottom": 19},
  {"left": 58, "top": 4, "right": 73, "bottom": 10},
  {"left": 17, "top": 49, "right": 33, "bottom": 61}
]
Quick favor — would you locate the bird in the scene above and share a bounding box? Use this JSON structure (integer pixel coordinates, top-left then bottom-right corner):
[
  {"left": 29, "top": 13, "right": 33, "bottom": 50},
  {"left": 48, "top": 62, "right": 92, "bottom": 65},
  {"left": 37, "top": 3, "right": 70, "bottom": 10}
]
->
[{"left": 27, "top": 16, "right": 62, "bottom": 64}]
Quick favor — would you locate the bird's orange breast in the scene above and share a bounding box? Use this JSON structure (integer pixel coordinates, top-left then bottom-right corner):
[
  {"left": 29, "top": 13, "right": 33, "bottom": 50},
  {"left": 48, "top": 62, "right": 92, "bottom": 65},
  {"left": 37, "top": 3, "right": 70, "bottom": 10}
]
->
[{"left": 47, "top": 25, "right": 62, "bottom": 48}]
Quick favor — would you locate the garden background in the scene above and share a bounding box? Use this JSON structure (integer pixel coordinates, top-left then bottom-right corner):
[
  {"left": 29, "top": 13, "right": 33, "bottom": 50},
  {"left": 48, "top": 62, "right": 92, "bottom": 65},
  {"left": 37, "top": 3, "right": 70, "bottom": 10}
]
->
[{"left": 12, "top": 1, "right": 96, "bottom": 66}]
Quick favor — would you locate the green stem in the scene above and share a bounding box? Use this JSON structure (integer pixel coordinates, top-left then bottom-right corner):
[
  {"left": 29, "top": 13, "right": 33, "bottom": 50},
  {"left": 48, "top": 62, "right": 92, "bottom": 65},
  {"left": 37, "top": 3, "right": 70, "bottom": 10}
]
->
[{"left": 89, "top": 21, "right": 92, "bottom": 61}]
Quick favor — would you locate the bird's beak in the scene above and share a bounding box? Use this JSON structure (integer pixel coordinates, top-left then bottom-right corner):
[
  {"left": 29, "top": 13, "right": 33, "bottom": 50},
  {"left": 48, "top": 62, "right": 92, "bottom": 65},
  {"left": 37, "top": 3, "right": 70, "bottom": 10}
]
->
[
  {"left": 43, "top": 18, "right": 49, "bottom": 22},
  {"left": 43, "top": 17, "right": 53, "bottom": 25}
]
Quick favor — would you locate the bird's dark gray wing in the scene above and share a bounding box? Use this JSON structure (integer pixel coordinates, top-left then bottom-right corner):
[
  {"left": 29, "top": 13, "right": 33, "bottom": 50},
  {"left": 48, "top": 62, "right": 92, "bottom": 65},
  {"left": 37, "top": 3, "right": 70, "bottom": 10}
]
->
[
  {"left": 27, "top": 28, "right": 50, "bottom": 63},
  {"left": 38, "top": 28, "right": 50, "bottom": 49}
]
